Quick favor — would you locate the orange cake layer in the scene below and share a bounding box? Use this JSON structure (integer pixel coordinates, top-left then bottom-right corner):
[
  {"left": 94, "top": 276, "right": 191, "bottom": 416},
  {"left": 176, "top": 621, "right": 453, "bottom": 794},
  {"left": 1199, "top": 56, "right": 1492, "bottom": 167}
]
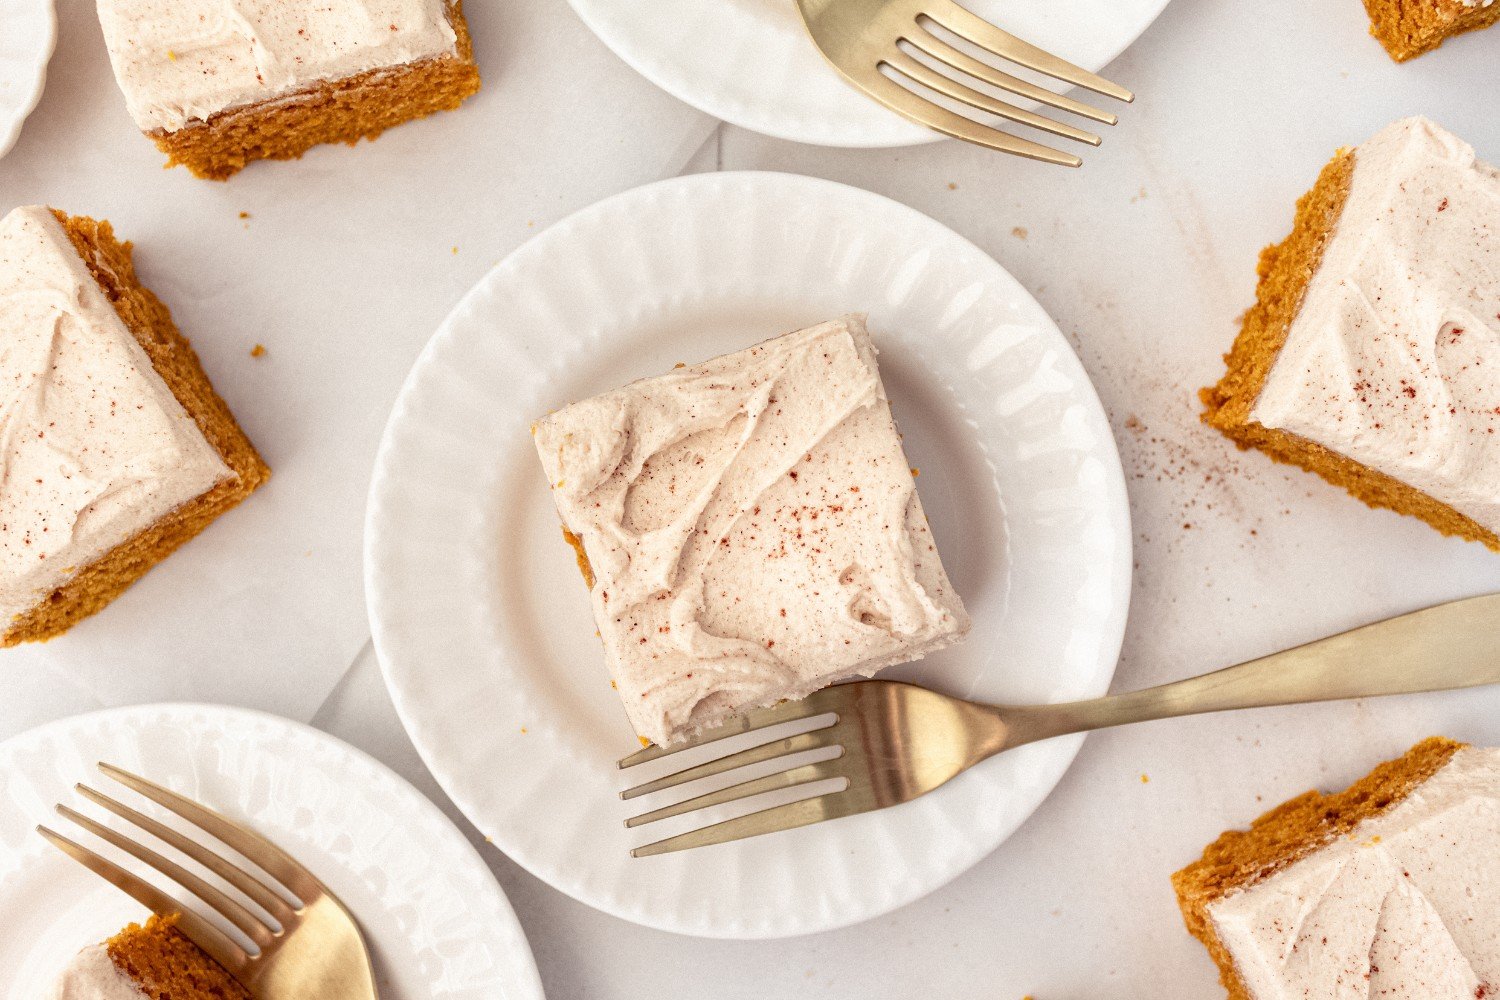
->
[
  {"left": 1, "top": 212, "right": 270, "bottom": 645},
  {"left": 1172, "top": 737, "right": 1467, "bottom": 1000},
  {"left": 1199, "top": 136, "right": 1500, "bottom": 552},
  {"left": 107, "top": 915, "right": 250, "bottom": 1000},
  {"left": 1362, "top": 0, "right": 1500, "bottom": 60}
]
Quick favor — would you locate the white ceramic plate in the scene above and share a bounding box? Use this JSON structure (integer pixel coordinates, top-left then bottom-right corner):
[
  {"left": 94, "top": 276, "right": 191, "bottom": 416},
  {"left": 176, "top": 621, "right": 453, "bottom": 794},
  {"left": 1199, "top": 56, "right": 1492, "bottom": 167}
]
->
[
  {"left": 0, "top": 704, "right": 544, "bottom": 1000},
  {"left": 565, "top": 0, "right": 1170, "bottom": 148},
  {"left": 0, "top": 0, "right": 55, "bottom": 159},
  {"left": 365, "top": 171, "right": 1131, "bottom": 938}
]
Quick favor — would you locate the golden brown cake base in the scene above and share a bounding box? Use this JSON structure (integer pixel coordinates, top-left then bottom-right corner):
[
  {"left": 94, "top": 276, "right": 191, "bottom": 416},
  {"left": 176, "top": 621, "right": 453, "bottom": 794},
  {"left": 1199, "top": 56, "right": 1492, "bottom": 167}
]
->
[
  {"left": 0, "top": 212, "right": 271, "bottom": 646},
  {"left": 107, "top": 914, "right": 251, "bottom": 1000},
  {"left": 152, "top": 1, "right": 480, "bottom": 180},
  {"left": 1199, "top": 149, "right": 1500, "bottom": 552},
  {"left": 1172, "top": 737, "right": 1465, "bottom": 1000},
  {"left": 1362, "top": 0, "right": 1500, "bottom": 61}
]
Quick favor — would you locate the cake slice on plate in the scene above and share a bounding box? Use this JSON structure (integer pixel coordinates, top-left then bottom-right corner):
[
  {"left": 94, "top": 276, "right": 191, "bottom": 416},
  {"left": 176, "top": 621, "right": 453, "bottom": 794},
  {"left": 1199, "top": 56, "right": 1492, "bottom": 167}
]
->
[
  {"left": 1362, "top": 0, "right": 1500, "bottom": 61},
  {"left": 96, "top": 0, "right": 481, "bottom": 179},
  {"left": 533, "top": 315, "right": 971, "bottom": 747},
  {"left": 1173, "top": 737, "right": 1497, "bottom": 1000},
  {"left": 1201, "top": 117, "right": 1500, "bottom": 551},
  {"left": 0, "top": 206, "right": 269, "bottom": 644},
  {"left": 49, "top": 915, "right": 249, "bottom": 1000}
]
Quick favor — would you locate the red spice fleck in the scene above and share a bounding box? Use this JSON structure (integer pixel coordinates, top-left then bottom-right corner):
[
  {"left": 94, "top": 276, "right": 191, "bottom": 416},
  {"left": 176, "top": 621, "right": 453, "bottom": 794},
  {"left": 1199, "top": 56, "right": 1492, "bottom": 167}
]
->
[
  {"left": 788, "top": 471, "right": 798, "bottom": 480},
  {"left": 1437, "top": 197, "right": 1450, "bottom": 212}
]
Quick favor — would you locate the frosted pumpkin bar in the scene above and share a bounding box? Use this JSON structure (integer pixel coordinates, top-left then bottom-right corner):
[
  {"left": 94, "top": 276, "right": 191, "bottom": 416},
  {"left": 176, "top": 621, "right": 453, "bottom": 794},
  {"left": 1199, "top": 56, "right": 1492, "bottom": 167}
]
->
[
  {"left": 532, "top": 316, "right": 971, "bottom": 746},
  {"left": 48, "top": 915, "right": 249, "bottom": 1000},
  {"left": 0, "top": 206, "right": 268, "bottom": 644},
  {"left": 1173, "top": 737, "right": 1499, "bottom": 1000},
  {"left": 96, "top": 0, "right": 481, "bottom": 180},
  {"left": 1201, "top": 117, "right": 1500, "bottom": 551}
]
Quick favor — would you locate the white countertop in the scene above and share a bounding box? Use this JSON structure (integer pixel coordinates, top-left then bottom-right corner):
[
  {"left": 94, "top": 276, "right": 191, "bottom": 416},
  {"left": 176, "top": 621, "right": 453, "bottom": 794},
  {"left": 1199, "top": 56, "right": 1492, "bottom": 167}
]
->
[{"left": 3, "top": 0, "right": 1498, "bottom": 997}]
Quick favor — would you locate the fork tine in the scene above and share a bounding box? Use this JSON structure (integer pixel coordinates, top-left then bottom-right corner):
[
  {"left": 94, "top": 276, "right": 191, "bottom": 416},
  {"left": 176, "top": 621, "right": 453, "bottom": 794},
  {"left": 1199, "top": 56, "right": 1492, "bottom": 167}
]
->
[
  {"left": 882, "top": 49, "right": 1100, "bottom": 146},
  {"left": 77, "top": 784, "right": 295, "bottom": 924},
  {"left": 618, "top": 691, "right": 842, "bottom": 768},
  {"left": 38, "top": 825, "right": 250, "bottom": 972},
  {"left": 857, "top": 69, "right": 1082, "bottom": 166},
  {"left": 99, "top": 763, "right": 323, "bottom": 901},
  {"left": 56, "top": 805, "right": 274, "bottom": 949},
  {"left": 631, "top": 787, "right": 864, "bottom": 857},
  {"left": 621, "top": 727, "right": 837, "bottom": 800},
  {"left": 904, "top": 31, "right": 1117, "bottom": 125},
  {"left": 922, "top": 3, "right": 1134, "bottom": 102},
  {"left": 625, "top": 758, "right": 845, "bottom": 828}
]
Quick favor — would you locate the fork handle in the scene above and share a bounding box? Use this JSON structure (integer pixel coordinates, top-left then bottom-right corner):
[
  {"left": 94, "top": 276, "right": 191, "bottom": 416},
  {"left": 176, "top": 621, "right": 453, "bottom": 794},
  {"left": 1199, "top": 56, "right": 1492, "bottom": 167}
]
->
[{"left": 994, "top": 594, "right": 1500, "bottom": 751}]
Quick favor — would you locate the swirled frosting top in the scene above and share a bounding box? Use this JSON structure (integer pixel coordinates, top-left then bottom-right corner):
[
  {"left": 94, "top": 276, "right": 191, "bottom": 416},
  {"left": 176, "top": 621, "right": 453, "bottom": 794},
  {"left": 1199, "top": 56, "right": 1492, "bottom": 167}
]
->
[
  {"left": 96, "top": 0, "right": 459, "bottom": 132},
  {"left": 533, "top": 316, "right": 970, "bottom": 745}
]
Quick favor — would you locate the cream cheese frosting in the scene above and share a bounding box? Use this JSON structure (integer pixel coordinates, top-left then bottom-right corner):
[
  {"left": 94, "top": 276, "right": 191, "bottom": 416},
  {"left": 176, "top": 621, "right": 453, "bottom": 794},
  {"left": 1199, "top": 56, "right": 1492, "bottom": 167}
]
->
[
  {"left": 534, "top": 316, "right": 970, "bottom": 746},
  {"left": 1208, "top": 746, "right": 1500, "bottom": 1000},
  {"left": 47, "top": 945, "right": 147, "bottom": 1000},
  {"left": 0, "top": 206, "right": 232, "bottom": 628},
  {"left": 1251, "top": 117, "right": 1500, "bottom": 535},
  {"left": 96, "top": 0, "right": 460, "bottom": 132}
]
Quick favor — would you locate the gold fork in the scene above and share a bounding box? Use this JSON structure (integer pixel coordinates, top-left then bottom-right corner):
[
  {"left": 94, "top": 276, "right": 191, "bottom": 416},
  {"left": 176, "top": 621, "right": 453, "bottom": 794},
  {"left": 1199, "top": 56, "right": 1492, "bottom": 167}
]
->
[
  {"left": 620, "top": 593, "right": 1500, "bottom": 856},
  {"left": 795, "top": 0, "right": 1134, "bottom": 166},
  {"left": 38, "top": 764, "right": 377, "bottom": 1000}
]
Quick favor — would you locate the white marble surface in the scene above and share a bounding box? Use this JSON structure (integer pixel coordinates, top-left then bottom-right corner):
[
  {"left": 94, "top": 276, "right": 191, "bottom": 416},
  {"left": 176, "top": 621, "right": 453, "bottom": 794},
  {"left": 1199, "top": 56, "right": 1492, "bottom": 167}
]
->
[{"left": 4, "top": 0, "right": 1500, "bottom": 996}]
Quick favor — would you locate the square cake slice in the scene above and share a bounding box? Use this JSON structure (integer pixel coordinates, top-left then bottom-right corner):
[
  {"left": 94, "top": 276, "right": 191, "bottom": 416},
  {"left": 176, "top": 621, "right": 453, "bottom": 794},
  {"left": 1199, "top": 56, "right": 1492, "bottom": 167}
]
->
[
  {"left": 1362, "top": 0, "right": 1499, "bottom": 61},
  {"left": 1173, "top": 737, "right": 1498, "bottom": 1000},
  {"left": 97, "top": 0, "right": 481, "bottom": 180},
  {"left": 0, "top": 206, "right": 269, "bottom": 644},
  {"left": 1201, "top": 117, "right": 1500, "bottom": 552},
  {"left": 533, "top": 316, "right": 971, "bottom": 747}
]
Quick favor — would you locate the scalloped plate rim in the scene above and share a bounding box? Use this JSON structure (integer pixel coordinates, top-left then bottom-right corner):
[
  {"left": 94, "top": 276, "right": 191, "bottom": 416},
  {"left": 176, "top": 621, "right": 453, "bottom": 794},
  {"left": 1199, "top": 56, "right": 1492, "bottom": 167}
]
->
[
  {"left": 0, "top": 0, "right": 58, "bottom": 160},
  {"left": 365, "top": 170, "right": 1133, "bottom": 939}
]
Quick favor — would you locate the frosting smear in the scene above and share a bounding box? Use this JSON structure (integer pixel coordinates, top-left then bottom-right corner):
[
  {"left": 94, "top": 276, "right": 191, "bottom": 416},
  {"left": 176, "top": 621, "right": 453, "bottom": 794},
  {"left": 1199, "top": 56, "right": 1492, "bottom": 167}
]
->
[{"left": 47, "top": 945, "right": 147, "bottom": 1000}]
